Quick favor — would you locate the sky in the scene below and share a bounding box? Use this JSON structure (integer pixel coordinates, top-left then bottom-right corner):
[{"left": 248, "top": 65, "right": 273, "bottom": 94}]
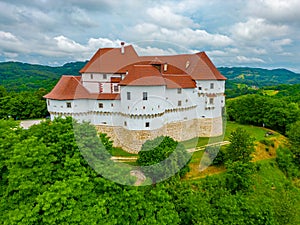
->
[{"left": 0, "top": 0, "right": 300, "bottom": 72}]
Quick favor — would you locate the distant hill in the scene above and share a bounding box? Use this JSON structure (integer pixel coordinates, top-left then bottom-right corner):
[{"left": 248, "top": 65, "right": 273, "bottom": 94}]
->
[
  {"left": 0, "top": 61, "right": 300, "bottom": 92},
  {"left": 0, "top": 61, "right": 86, "bottom": 92},
  {"left": 218, "top": 67, "right": 300, "bottom": 88}
]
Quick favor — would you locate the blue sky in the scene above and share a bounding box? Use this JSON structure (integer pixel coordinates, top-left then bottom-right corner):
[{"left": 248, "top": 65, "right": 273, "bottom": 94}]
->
[{"left": 0, "top": 0, "right": 300, "bottom": 72}]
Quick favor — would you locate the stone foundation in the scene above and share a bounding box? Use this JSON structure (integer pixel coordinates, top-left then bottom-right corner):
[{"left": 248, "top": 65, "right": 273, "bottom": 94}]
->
[{"left": 96, "top": 117, "right": 223, "bottom": 153}]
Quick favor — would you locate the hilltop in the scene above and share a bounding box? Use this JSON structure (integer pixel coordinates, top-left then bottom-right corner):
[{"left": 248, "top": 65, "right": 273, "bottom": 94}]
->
[
  {"left": 0, "top": 61, "right": 300, "bottom": 92},
  {"left": 0, "top": 61, "right": 86, "bottom": 92},
  {"left": 219, "top": 67, "right": 300, "bottom": 88}
]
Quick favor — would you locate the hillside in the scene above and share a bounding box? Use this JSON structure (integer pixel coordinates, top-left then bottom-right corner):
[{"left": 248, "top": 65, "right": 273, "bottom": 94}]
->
[
  {"left": 1, "top": 62, "right": 300, "bottom": 92},
  {"left": 0, "top": 61, "right": 86, "bottom": 92},
  {"left": 218, "top": 67, "right": 300, "bottom": 88}
]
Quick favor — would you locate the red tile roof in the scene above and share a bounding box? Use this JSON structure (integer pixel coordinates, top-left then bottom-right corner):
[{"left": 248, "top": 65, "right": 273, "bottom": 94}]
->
[
  {"left": 79, "top": 45, "right": 226, "bottom": 81},
  {"left": 44, "top": 76, "right": 120, "bottom": 100},
  {"left": 119, "top": 65, "right": 166, "bottom": 86},
  {"left": 163, "top": 75, "right": 196, "bottom": 89}
]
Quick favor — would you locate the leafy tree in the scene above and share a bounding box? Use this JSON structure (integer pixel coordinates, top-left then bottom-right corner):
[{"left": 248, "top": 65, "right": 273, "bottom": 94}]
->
[
  {"left": 225, "top": 128, "right": 255, "bottom": 163},
  {"left": 137, "top": 136, "right": 191, "bottom": 184},
  {"left": 286, "top": 120, "right": 300, "bottom": 166}
]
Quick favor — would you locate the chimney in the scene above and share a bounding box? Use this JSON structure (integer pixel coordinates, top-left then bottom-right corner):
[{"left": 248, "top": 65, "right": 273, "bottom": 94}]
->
[
  {"left": 163, "top": 63, "right": 168, "bottom": 72},
  {"left": 121, "top": 42, "right": 125, "bottom": 54}
]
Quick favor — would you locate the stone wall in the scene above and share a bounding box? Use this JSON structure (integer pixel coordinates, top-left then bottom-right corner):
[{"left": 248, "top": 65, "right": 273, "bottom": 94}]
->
[{"left": 96, "top": 117, "right": 223, "bottom": 153}]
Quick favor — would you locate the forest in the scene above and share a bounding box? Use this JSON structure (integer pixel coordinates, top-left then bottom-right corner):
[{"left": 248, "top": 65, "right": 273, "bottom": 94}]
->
[{"left": 1, "top": 63, "right": 300, "bottom": 224}]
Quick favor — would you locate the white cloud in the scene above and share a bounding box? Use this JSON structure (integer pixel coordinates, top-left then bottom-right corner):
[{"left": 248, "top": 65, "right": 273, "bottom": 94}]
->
[
  {"left": 0, "top": 31, "right": 18, "bottom": 41},
  {"left": 127, "top": 24, "right": 233, "bottom": 48},
  {"left": 231, "top": 18, "right": 289, "bottom": 42},
  {"left": 237, "top": 55, "right": 265, "bottom": 63},
  {"left": 54, "top": 36, "right": 87, "bottom": 53},
  {"left": 147, "top": 6, "right": 199, "bottom": 29},
  {"left": 247, "top": 0, "right": 300, "bottom": 24}
]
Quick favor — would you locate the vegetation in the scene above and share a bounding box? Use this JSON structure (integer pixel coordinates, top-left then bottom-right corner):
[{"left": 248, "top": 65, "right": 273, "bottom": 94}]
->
[
  {"left": 1, "top": 63, "right": 300, "bottom": 224},
  {"left": 1, "top": 117, "right": 300, "bottom": 224},
  {"left": 0, "top": 87, "right": 48, "bottom": 120},
  {"left": 227, "top": 94, "right": 300, "bottom": 133},
  {"left": 0, "top": 61, "right": 86, "bottom": 92}
]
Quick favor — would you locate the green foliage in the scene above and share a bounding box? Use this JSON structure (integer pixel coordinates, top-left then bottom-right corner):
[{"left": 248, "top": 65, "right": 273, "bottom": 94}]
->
[
  {"left": 225, "top": 161, "right": 255, "bottom": 193},
  {"left": 276, "top": 147, "right": 299, "bottom": 178},
  {"left": 286, "top": 121, "right": 300, "bottom": 166},
  {"left": 99, "top": 133, "right": 113, "bottom": 154},
  {"left": 137, "top": 136, "right": 191, "bottom": 183},
  {"left": 219, "top": 67, "right": 300, "bottom": 88},
  {"left": 226, "top": 128, "right": 255, "bottom": 163},
  {"left": 227, "top": 94, "right": 300, "bottom": 133},
  {"left": 0, "top": 88, "right": 48, "bottom": 120},
  {"left": 0, "top": 61, "right": 86, "bottom": 92}
]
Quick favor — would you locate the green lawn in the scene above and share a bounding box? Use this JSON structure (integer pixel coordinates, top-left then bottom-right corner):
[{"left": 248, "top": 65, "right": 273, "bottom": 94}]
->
[{"left": 182, "top": 121, "right": 276, "bottom": 150}]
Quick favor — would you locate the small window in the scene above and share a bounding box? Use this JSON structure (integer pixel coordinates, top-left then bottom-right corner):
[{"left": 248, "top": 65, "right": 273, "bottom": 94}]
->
[
  {"left": 124, "top": 121, "right": 127, "bottom": 126},
  {"left": 145, "top": 122, "right": 150, "bottom": 128},
  {"left": 177, "top": 88, "right": 182, "bottom": 94},
  {"left": 210, "top": 83, "right": 214, "bottom": 89},
  {"left": 143, "top": 92, "right": 148, "bottom": 100},
  {"left": 178, "top": 100, "right": 182, "bottom": 106},
  {"left": 47, "top": 99, "right": 50, "bottom": 106},
  {"left": 113, "top": 85, "right": 119, "bottom": 92},
  {"left": 111, "top": 103, "right": 114, "bottom": 107},
  {"left": 209, "top": 98, "right": 214, "bottom": 104},
  {"left": 186, "top": 99, "right": 188, "bottom": 102},
  {"left": 66, "top": 102, "right": 71, "bottom": 108},
  {"left": 103, "top": 74, "right": 107, "bottom": 79},
  {"left": 127, "top": 92, "right": 131, "bottom": 100},
  {"left": 99, "top": 103, "right": 104, "bottom": 108},
  {"left": 90, "top": 74, "right": 93, "bottom": 79},
  {"left": 198, "top": 87, "right": 202, "bottom": 90},
  {"left": 143, "top": 106, "right": 145, "bottom": 109}
]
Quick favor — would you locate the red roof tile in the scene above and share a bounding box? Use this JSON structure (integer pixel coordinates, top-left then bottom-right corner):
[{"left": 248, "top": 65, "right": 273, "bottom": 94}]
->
[
  {"left": 44, "top": 76, "right": 120, "bottom": 100},
  {"left": 119, "top": 65, "right": 166, "bottom": 86},
  {"left": 79, "top": 45, "right": 226, "bottom": 81},
  {"left": 163, "top": 75, "right": 196, "bottom": 89}
]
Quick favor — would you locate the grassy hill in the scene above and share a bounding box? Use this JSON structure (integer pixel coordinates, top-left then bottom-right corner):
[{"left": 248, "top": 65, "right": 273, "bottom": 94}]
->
[
  {"left": 218, "top": 67, "right": 300, "bottom": 88},
  {"left": 1, "top": 61, "right": 300, "bottom": 92},
  {"left": 0, "top": 61, "right": 86, "bottom": 92}
]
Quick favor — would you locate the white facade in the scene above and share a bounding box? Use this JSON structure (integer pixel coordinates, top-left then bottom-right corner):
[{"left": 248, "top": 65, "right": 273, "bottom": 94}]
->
[{"left": 45, "top": 45, "right": 226, "bottom": 134}]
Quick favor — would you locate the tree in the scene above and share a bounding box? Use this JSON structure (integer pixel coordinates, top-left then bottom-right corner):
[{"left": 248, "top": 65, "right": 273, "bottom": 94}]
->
[
  {"left": 286, "top": 120, "right": 300, "bottom": 166},
  {"left": 137, "top": 136, "right": 191, "bottom": 184},
  {"left": 225, "top": 128, "right": 255, "bottom": 163}
]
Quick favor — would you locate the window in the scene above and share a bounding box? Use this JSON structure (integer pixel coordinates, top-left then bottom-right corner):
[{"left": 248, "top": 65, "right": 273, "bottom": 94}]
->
[
  {"left": 143, "top": 92, "right": 148, "bottom": 100},
  {"left": 127, "top": 92, "right": 131, "bottom": 100},
  {"left": 66, "top": 102, "right": 71, "bottom": 108},
  {"left": 124, "top": 121, "right": 127, "bottom": 126},
  {"left": 47, "top": 99, "right": 50, "bottom": 106},
  {"left": 209, "top": 98, "right": 214, "bottom": 104},
  {"left": 111, "top": 103, "right": 114, "bottom": 107},
  {"left": 143, "top": 106, "right": 145, "bottom": 109},
  {"left": 178, "top": 100, "right": 182, "bottom": 106},
  {"left": 198, "top": 87, "right": 202, "bottom": 90},
  {"left": 90, "top": 74, "right": 93, "bottom": 79},
  {"left": 145, "top": 122, "right": 150, "bottom": 128},
  {"left": 103, "top": 74, "right": 107, "bottom": 79},
  {"left": 113, "top": 85, "right": 119, "bottom": 92},
  {"left": 99, "top": 103, "right": 104, "bottom": 108},
  {"left": 177, "top": 88, "right": 182, "bottom": 94},
  {"left": 210, "top": 83, "right": 214, "bottom": 89}
]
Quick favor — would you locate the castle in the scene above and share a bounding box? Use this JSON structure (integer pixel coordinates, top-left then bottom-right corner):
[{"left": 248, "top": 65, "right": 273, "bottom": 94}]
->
[{"left": 44, "top": 43, "right": 226, "bottom": 153}]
